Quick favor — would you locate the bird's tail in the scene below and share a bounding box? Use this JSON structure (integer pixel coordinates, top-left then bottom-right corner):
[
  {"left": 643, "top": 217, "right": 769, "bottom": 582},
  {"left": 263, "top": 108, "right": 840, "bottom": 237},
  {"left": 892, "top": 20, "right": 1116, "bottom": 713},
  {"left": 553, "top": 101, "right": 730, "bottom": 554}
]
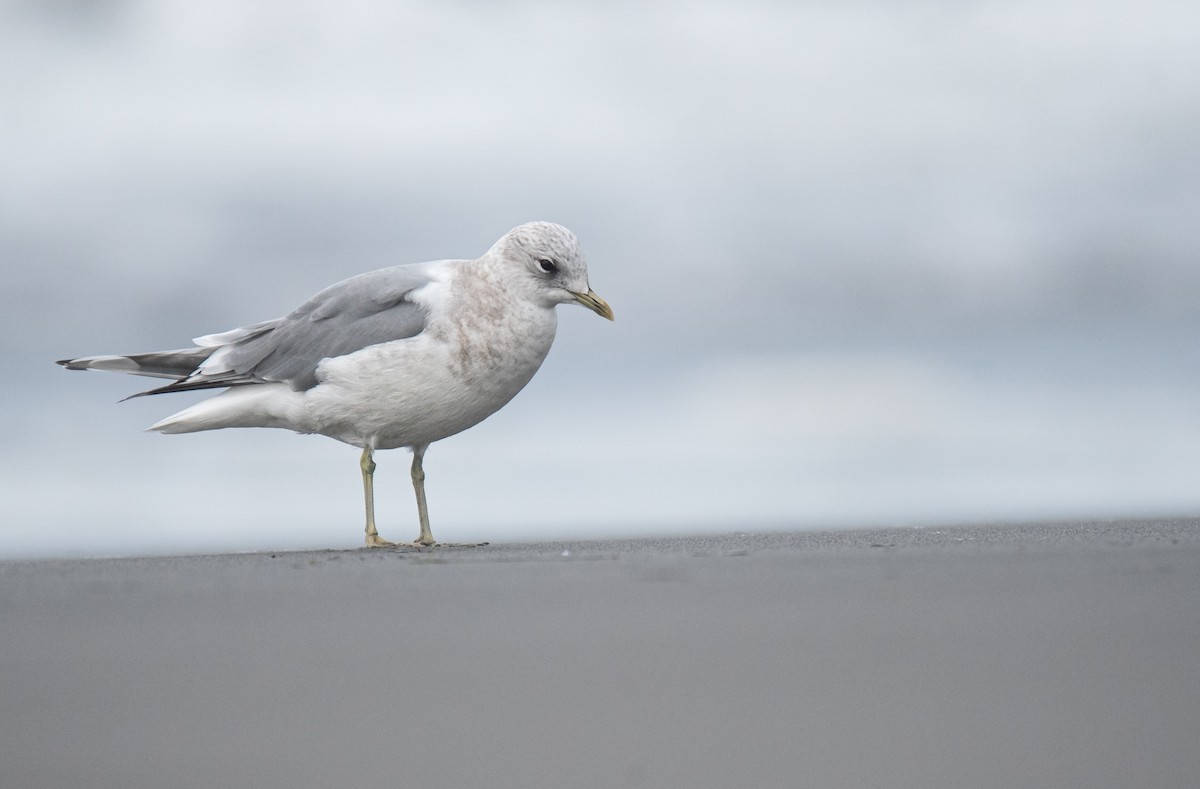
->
[
  {"left": 56, "top": 348, "right": 213, "bottom": 381},
  {"left": 146, "top": 383, "right": 304, "bottom": 434}
]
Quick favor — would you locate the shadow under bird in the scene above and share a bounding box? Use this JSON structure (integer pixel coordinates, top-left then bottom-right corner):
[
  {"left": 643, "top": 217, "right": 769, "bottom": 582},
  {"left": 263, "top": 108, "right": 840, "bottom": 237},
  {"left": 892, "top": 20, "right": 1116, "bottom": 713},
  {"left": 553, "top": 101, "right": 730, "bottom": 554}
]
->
[{"left": 57, "top": 221, "right": 614, "bottom": 547}]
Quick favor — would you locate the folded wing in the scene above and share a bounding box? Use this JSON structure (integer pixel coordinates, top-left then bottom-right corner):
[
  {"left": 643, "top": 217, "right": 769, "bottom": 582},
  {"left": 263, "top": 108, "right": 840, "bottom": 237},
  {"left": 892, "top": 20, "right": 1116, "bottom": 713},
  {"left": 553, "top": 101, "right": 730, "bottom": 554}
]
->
[{"left": 58, "top": 261, "right": 444, "bottom": 397}]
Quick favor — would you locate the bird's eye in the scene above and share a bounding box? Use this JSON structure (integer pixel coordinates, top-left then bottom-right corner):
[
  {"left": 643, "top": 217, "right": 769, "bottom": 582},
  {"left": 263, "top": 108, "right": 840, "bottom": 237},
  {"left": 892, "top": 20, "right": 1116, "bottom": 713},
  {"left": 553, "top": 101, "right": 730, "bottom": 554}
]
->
[{"left": 538, "top": 259, "right": 558, "bottom": 274}]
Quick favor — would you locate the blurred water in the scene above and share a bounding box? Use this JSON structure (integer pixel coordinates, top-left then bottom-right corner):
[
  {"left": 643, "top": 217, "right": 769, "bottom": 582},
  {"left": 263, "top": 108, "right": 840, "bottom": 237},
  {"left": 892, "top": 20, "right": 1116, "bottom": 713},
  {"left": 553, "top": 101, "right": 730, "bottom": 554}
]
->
[{"left": 3, "top": 0, "right": 1199, "bottom": 557}]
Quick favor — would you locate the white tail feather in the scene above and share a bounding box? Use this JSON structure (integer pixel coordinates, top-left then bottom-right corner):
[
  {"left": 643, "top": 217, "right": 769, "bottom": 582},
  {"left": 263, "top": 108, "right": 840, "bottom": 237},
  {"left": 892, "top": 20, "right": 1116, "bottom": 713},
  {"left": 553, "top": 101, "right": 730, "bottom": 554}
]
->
[{"left": 149, "top": 384, "right": 308, "bottom": 434}]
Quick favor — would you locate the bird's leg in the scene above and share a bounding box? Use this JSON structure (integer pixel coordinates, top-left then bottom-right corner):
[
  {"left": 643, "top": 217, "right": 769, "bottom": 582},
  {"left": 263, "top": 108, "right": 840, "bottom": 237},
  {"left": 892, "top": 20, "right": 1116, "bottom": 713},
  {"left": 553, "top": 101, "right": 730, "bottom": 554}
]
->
[
  {"left": 410, "top": 443, "right": 435, "bottom": 546},
  {"left": 361, "top": 446, "right": 393, "bottom": 547}
]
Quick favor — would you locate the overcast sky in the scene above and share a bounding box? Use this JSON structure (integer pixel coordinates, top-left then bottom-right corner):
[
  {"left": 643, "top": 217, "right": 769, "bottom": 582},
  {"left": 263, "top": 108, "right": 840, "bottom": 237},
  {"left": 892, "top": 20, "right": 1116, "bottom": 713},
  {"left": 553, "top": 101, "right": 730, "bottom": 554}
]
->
[{"left": 3, "top": 0, "right": 1199, "bottom": 557}]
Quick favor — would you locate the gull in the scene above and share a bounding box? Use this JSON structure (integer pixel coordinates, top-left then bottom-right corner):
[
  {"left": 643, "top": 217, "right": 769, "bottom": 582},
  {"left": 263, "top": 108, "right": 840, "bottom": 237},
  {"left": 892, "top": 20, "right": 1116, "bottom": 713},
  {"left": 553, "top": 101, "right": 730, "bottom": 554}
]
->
[{"left": 58, "top": 221, "right": 613, "bottom": 547}]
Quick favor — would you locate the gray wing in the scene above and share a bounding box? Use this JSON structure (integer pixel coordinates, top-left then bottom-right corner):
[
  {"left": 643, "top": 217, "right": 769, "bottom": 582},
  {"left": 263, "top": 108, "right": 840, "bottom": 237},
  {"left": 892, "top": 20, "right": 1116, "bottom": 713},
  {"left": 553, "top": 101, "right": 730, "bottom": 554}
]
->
[{"left": 146, "top": 261, "right": 447, "bottom": 395}]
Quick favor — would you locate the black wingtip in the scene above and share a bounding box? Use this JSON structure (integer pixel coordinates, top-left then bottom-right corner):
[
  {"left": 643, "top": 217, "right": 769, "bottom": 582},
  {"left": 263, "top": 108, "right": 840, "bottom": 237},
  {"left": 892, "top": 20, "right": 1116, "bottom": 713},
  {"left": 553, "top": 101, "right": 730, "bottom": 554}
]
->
[
  {"left": 122, "top": 377, "right": 250, "bottom": 400},
  {"left": 119, "top": 382, "right": 193, "bottom": 402}
]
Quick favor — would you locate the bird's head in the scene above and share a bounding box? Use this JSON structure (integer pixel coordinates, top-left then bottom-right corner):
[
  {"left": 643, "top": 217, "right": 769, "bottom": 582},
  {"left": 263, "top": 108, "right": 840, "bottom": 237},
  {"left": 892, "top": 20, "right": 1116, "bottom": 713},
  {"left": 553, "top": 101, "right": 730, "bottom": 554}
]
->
[{"left": 491, "top": 221, "right": 614, "bottom": 320}]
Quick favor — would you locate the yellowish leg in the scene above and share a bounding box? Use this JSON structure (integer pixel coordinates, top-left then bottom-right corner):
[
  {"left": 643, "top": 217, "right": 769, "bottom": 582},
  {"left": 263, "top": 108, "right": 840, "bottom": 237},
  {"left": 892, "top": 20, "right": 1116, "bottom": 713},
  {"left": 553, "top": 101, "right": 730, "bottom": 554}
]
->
[
  {"left": 361, "top": 446, "right": 393, "bottom": 547},
  {"left": 411, "top": 444, "right": 435, "bottom": 546}
]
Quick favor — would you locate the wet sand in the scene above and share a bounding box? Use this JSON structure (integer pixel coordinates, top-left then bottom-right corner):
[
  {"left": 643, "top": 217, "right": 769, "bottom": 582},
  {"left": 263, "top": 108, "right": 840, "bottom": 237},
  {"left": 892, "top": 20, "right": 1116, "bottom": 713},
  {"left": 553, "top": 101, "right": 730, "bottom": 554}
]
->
[{"left": 2, "top": 519, "right": 1198, "bottom": 788}]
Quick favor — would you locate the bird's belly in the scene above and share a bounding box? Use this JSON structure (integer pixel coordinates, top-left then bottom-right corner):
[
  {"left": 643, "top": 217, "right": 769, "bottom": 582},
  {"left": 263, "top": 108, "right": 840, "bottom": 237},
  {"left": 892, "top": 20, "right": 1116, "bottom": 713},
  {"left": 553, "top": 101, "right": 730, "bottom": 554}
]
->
[{"left": 302, "top": 327, "right": 553, "bottom": 449}]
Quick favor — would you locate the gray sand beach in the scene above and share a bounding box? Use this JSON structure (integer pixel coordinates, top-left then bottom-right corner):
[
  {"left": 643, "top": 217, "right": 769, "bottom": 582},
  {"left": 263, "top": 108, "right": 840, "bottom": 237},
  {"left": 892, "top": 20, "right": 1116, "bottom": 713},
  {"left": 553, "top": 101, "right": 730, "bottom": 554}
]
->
[{"left": 3, "top": 519, "right": 1198, "bottom": 789}]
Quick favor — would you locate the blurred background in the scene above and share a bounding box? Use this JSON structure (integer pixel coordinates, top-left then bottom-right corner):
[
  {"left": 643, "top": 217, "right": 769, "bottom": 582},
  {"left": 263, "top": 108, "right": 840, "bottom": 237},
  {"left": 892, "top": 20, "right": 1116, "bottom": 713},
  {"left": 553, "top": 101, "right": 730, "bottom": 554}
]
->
[{"left": 2, "top": 0, "right": 1198, "bottom": 558}]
